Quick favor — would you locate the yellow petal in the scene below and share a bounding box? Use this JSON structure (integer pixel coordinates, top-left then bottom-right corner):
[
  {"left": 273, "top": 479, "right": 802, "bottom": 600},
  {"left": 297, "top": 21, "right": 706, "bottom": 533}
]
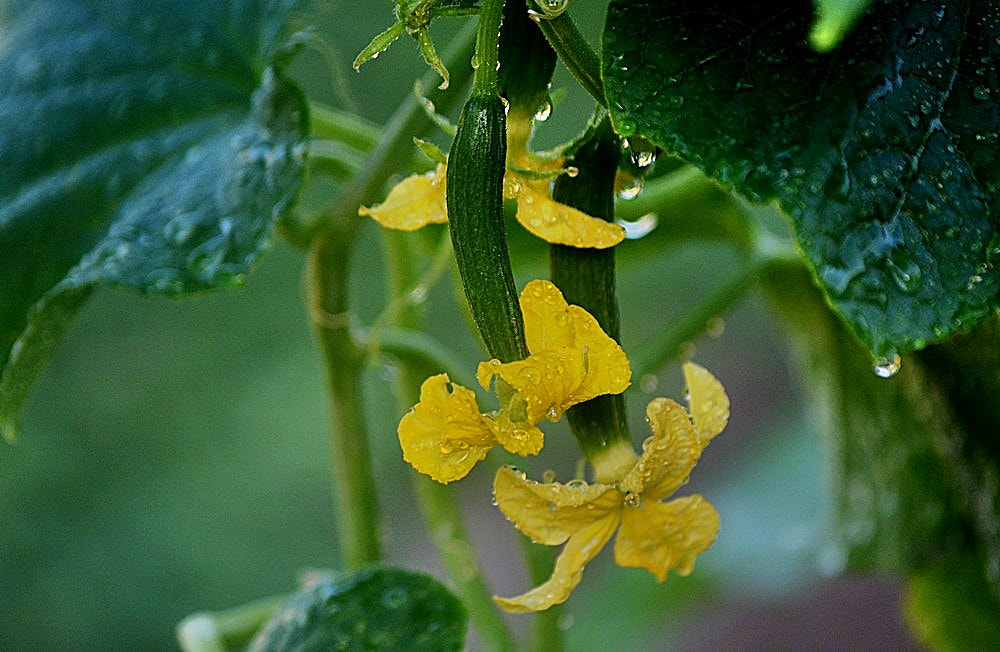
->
[
  {"left": 483, "top": 413, "right": 545, "bottom": 456},
  {"left": 495, "top": 511, "right": 620, "bottom": 613},
  {"left": 514, "top": 181, "right": 624, "bottom": 249},
  {"left": 621, "top": 398, "right": 702, "bottom": 502},
  {"left": 358, "top": 164, "right": 448, "bottom": 231},
  {"left": 493, "top": 466, "right": 620, "bottom": 545},
  {"left": 485, "top": 348, "right": 588, "bottom": 424},
  {"left": 398, "top": 374, "right": 495, "bottom": 483},
  {"left": 683, "top": 362, "right": 730, "bottom": 444},
  {"left": 519, "top": 279, "right": 577, "bottom": 353},
  {"left": 614, "top": 494, "right": 720, "bottom": 581}
]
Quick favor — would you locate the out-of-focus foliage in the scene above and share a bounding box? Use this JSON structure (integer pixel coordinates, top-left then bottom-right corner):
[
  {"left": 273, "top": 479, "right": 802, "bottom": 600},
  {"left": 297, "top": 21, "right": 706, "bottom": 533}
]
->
[{"left": 0, "top": 0, "right": 309, "bottom": 440}]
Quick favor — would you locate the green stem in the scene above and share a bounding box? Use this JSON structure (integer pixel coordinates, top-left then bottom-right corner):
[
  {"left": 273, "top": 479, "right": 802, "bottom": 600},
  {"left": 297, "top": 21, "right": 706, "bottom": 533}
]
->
[
  {"left": 308, "top": 236, "right": 382, "bottom": 569},
  {"left": 529, "top": 3, "right": 604, "bottom": 107},
  {"left": 379, "top": 227, "right": 519, "bottom": 652},
  {"left": 176, "top": 594, "right": 287, "bottom": 652},
  {"left": 308, "top": 101, "right": 382, "bottom": 152},
  {"left": 519, "top": 537, "right": 565, "bottom": 652},
  {"left": 472, "top": 0, "right": 507, "bottom": 95},
  {"left": 306, "top": 23, "right": 478, "bottom": 569}
]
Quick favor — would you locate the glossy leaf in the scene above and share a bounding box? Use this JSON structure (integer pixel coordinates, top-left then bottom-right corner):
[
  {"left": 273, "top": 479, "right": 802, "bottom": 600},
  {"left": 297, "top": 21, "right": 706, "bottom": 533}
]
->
[
  {"left": 0, "top": 0, "right": 309, "bottom": 440},
  {"left": 248, "top": 567, "right": 467, "bottom": 651},
  {"left": 604, "top": 0, "right": 1000, "bottom": 358}
]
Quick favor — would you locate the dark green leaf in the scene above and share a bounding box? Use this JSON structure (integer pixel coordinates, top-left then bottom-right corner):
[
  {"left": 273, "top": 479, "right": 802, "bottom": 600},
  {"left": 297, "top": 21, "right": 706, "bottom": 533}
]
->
[
  {"left": 604, "top": 0, "right": 1000, "bottom": 358},
  {"left": 0, "top": 0, "right": 309, "bottom": 440},
  {"left": 905, "top": 552, "right": 1000, "bottom": 651},
  {"left": 765, "top": 261, "right": 1000, "bottom": 598},
  {"left": 249, "top": 567, "right": 467, "bottom": 651}
]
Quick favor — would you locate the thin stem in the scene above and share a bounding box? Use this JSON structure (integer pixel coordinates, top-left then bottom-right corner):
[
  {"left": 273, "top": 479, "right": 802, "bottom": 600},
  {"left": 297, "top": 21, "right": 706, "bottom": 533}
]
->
[
  {"left": 379, "top": 227, "right": 519, "bottom": 652},
  {"left": 472, "top": 0, "right": 507, "bottom": 96},
  {"left": 305, "top": 21, "right": 477, "bottom": 569},
  {"left": 309, "top": 101, "right": 382, "bottom": 152},
  {"left": 307, "top": 235, "right": 382, "bottom": 569},
  {"left": 519, "top": 537, "right": 565, "bottom": 652},
  {"left": 630, "top": 265, "right": 759, "bottom": 379},
  {"left": 176, "top": 594, "right": 287, "bottom": 652},
  {"left": 530, "top": 3, "right": 604, "bottom": 106}
]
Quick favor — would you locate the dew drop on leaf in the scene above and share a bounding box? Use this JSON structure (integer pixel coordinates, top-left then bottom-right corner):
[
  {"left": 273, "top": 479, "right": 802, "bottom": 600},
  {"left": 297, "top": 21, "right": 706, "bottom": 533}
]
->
[{"left": 873, "top": 353, "right": 902, "bottom": 378}]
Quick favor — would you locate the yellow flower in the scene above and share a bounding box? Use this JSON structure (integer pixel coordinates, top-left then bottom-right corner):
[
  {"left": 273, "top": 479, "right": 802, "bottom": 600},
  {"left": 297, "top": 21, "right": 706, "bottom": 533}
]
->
[
  {"left": 492, "top": 362, "right": 729, "bottom": 613},
  {"left": 358, "top": 163, "right": 449, "bottom": 231},
  {"left": 358, "top": 113, "right": 624, "bottom": 248},
  {"left": 397, "top": 279, "right": 631, "bottom": 483}
]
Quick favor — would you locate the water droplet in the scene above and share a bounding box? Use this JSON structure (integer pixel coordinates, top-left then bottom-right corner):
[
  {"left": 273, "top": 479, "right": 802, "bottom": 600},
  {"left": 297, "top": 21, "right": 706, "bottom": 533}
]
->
[
  {"left": 534, "top": 99, "right": 552, "bottom": 121},
  {"left": 633, "top": 149, "right": 656, "bottom": 168},
  {"left": 381, "top": 587, "right": 408, "bottom": 609},
  {"left": 668, "top": 95, "right": 684, "bottom": 108},
  {"left": 639, "top": 373, "right": 659, "bottom": 393},
  {"left": 564, "top": 166, "right": 579, "bottom": 178},
  {"left": 545, "top": 406, "right": 560, "bottom": 421},
  {"left": 973, "top": 86, "right": 991, "bottom": 101},
  {"left": 557, "top": 613, "right": 575, "bottom": 630},
  {"left": 886, "top": 251, "right": 922, "bottom": 293},
  {"left": 623, "top": 490, "right": 640, "bottom": 507},
  {"left": 706, "top": 316, "right": 725, "bottom": 339},
  {"left": 873, "top": 353, "right": 901, "bottom": 378},
  {"left": 618, "top": 177, "right": 643, "bottom": 200},
  {"left": 542, "top": 469, "right": 557, "bottom": 483},
  {"left": 567, "top": 479, "right": 586, "bottom": 489}
]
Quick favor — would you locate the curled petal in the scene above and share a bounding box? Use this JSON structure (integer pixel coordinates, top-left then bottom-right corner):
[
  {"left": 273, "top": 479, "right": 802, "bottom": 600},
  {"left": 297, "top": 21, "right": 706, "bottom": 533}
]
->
[
  {"left": 615, "top": 495, "right": 720, "bottom": 581},
  {"left": 622, "top": 398, "right": 702, "bottom": 502},
  {"left": 495, "top": 511, "right": 620, "bottom": 613},
  {"left": 485, "top": 348, "right": 588, "bottom": 424},
  {"left": 514, "top": 182, "right": 625, "bottom": 249},
  {"left": 683, "top": 362, "right": 730, "bottom": 444},
  {"left": 493, "top": 466, "right": 620, "bottom": 545},
  {"left": 398, "top": 374, "right": 494, "bottom": 483},
  {"left": 484, "top": 414, "right": 545, "bottom": 456},
  {"left": 358, "top": 164, "right": 448, "bottom": 230}
]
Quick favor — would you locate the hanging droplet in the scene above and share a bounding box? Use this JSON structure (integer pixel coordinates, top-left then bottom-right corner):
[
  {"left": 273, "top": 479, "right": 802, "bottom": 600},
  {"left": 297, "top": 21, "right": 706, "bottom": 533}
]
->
[
  {"left": 534, "top": 99, "right": 552, "bottom": 121},
  {"left": 618, "top": 177, "right": 643, "bottom": 200},
  {"left": 623, "top": 490, "right": 640, "bottom": 507},
  {"left": 873, "top": 353, "right": 901, "bottom": 378},
  {"left": 542, "top": 469, "right": 557, "bottom": 483}
]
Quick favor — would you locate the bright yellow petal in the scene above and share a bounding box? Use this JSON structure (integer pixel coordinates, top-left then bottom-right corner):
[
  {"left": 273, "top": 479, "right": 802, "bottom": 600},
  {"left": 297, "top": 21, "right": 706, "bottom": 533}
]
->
[
  {"left": 519, "top": 279, "right": 576, "bottom": 353},
  {"left": 683, "top": 362, "right": 730, "bottom": 444},
  {"left": 498, "top": 280, "right": 630, "bottom": 419},
  {"left": 358, "top": 164, "right": 448, "bottom": 231},
  {"left": 493, "top": 466, "right": 620, "bottom": 545},
  {"left": 495, "top": 511, "right": 620, "bottom": 613},
  {"left": 398, "top": 374, "right": 495, "bottom": 483},
  {"left": 614, "top": 495, "right": 720, "bottom": 581},
  {"left": 621, "top": 398, "right": 702, "bottom": 502},
  {"left": 483, "top": 413, "right": 545, "bottom": 456},
  {"left": 514, "top": 181, "right": 624, "bottom": 249}
]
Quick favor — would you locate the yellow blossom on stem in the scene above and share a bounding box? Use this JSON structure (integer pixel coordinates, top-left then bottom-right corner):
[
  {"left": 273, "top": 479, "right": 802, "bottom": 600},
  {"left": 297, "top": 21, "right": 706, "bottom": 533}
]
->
[
  {"left": 397, "top": 279, "right": 631, "bottom": 483},
  {"left": 358, "top": 113, "right": 624, "bottom": 248},
  {"left": 358, "top": 163, "right": 448, "bottom": 231},
  {"left": 492, "top": 362, "right": 729, "bottom": 613}
]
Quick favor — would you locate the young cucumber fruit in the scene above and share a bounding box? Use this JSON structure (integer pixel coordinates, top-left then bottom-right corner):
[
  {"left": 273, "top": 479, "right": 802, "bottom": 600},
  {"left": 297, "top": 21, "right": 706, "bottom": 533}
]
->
[{"left": 447, "top": 92, "right": 528, "bottom": 363}]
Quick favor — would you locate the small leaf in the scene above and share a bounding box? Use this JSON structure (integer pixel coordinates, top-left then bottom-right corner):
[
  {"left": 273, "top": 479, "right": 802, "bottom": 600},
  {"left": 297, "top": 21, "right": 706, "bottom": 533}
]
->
[
  {"left": 810, "top": 0, "right": 876, "bottom": 51},
  {"left": 603, "top": 0, "right": 1000, "bottom": 358},
  {"left": 0, "top": 0, "right": 309, "bottom": 440},
  {"left": 248, "top": 567, "right": 467, "bottom": 651}
]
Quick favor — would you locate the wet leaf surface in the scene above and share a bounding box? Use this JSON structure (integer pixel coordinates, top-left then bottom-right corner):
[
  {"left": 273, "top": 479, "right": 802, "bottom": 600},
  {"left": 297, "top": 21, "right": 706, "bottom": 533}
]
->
[
  {"left": 249, "top": 567, "right": 467, "bottom": 651},
  {"left": 604, "top": 0, "right": 1000, "bottom": 358},
  {"left": 0, "top": 0, "right": 309, "bottom": 439}
]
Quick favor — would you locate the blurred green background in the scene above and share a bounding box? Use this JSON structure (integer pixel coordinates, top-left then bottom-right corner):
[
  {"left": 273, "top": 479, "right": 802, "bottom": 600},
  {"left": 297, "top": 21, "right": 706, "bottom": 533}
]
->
[{"left": 0, "top": 2, "right": 921, "bottom": 650}]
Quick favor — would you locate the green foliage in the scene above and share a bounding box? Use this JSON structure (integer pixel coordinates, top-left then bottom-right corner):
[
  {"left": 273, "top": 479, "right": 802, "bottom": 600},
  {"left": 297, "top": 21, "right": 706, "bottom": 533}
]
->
[
  {"left": 603, "top": 0, "right": 1000, "bottom": 358},
  {"left": 248, "top": 567, "right": 467, "bottom": 651},
  {"left": 905, "top": 553, "right": 1000, "bottom": 651},
  {"left": 0, "top": 0, "right": 309, "bottom": 440},
  {"left": 810, "top": 0, "right": 876, "bottom": 51}
]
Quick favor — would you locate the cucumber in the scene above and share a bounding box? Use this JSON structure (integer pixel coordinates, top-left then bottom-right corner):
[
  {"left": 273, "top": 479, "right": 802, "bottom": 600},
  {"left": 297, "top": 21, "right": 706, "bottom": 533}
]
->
[{"left": 447, "top": 92, "right": 528, "bottom": 363}]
